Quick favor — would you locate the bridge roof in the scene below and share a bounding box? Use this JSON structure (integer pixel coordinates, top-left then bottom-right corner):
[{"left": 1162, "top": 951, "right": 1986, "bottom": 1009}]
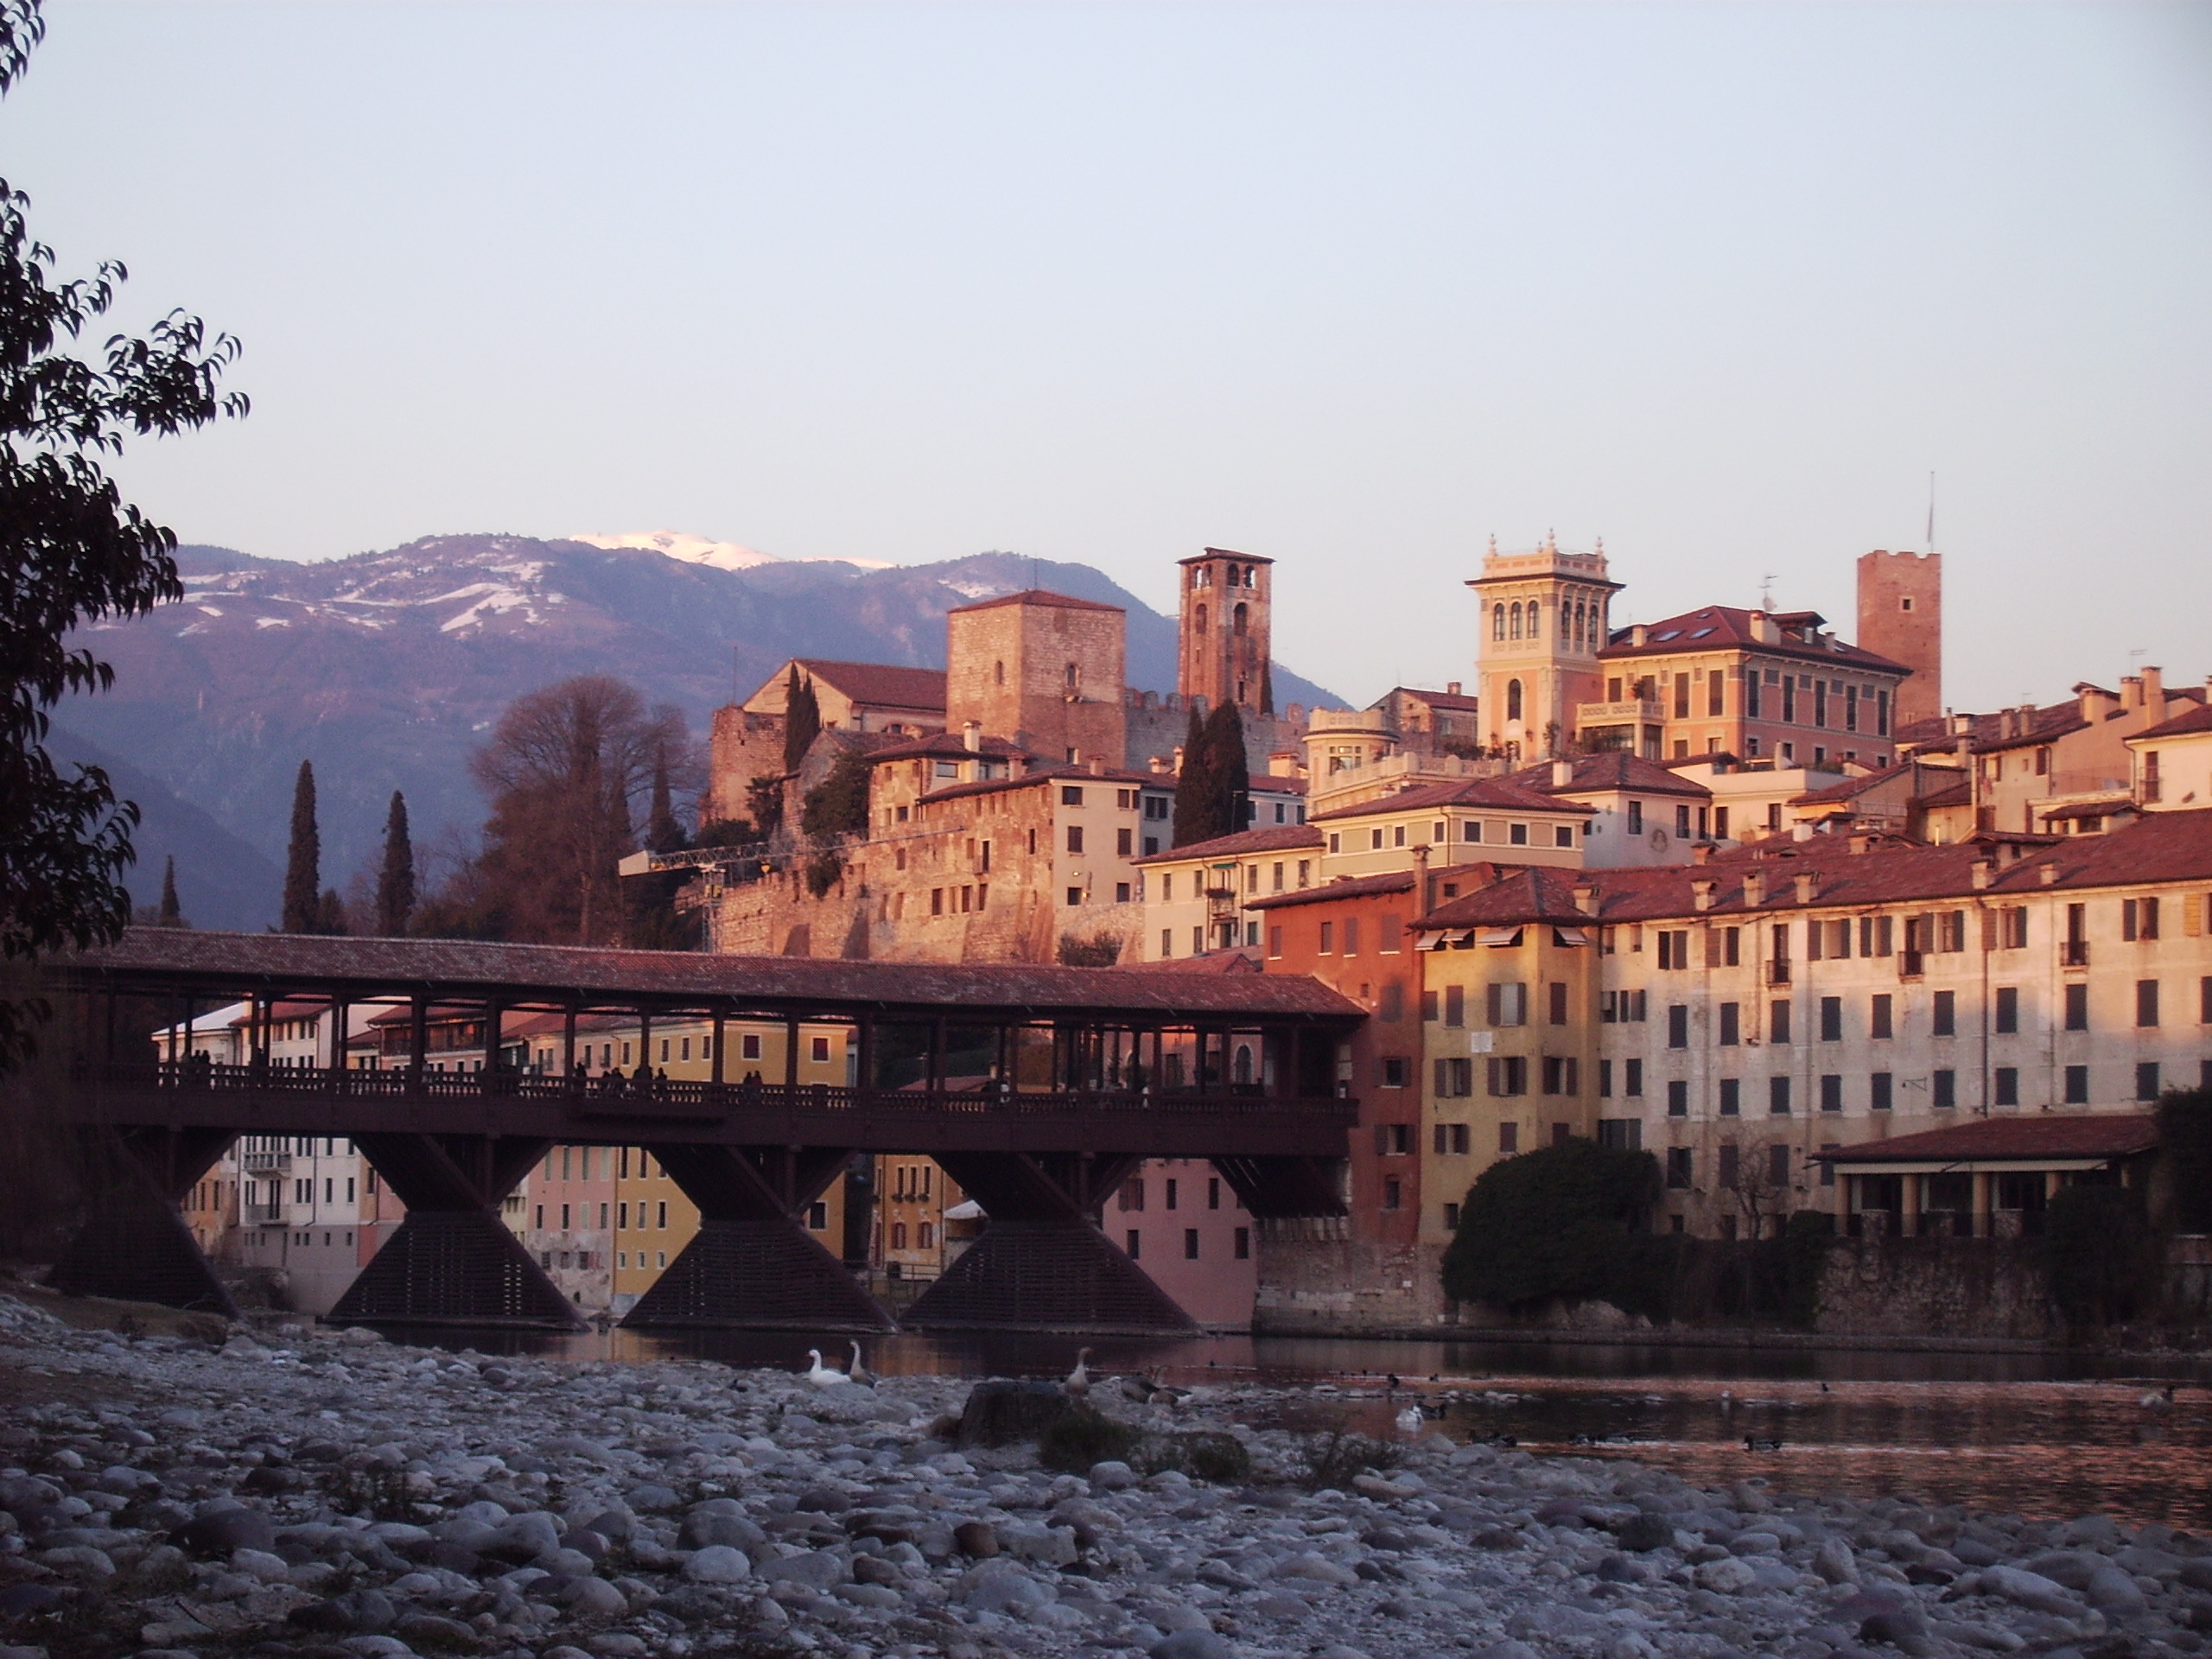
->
[{"left": 62, "top": 930, "right": 1364, "bottom": 1026}]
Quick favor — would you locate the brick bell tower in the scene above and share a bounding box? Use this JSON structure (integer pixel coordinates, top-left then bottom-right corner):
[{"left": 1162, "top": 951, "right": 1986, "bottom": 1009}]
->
[
  {"left": 1856, "top": 550, "right": 1942, "bottom": 729},
  {"left": 1178, "top": 549, "right": 1274, "bottom": 714}
]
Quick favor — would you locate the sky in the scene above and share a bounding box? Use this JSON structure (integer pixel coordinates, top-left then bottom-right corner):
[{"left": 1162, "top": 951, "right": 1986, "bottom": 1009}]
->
[{"left": 5, "top": 1, "right": 2209, "bottom": 711}]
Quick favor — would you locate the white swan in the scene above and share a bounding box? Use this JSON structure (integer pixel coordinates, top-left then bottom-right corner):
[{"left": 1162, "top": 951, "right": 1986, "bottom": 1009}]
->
[
  {"left": 847, "top": 1341, "right": 874, "bottom": 1388},
  {"left": 804, "top": 1349, "right": 849, "bottom": 1387},
  {"left": 1063, "top": 1347, "right": 1093, "bottom": 1401},
  {"left": 1395, "top": 1404, "right": 1425, "bottom": 1436}
]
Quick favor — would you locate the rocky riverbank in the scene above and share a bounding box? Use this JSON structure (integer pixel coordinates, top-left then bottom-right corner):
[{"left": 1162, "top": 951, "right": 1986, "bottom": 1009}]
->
[{"left": 0, "top": 1293, "right": 2205, "bottom": 1659}]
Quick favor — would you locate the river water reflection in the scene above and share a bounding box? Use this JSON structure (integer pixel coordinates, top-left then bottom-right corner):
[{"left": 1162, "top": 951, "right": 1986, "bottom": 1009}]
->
[{"left": 379, "top": 1325, "right": 2212, "bottom": 1530}]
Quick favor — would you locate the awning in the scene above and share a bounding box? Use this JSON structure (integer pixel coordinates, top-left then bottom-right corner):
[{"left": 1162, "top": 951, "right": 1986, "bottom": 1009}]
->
[
  {"left": 942, "top": 1199, "right": 985, "bottom": 1221},
  {"left": 1417, "top": 928, "right": 1474, "bottom": 950},
  {"left": 1478, "top": 927, "right": 1523, "bottom": 947},
  {"left": 1553, "top": 926, "right": 1589, "bottom": 946}
]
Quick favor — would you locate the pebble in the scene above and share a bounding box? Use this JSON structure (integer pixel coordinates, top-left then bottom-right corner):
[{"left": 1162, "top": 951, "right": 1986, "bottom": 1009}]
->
[{"left": 3, "top": 1287, "right": 2205, "bottom": 1659}]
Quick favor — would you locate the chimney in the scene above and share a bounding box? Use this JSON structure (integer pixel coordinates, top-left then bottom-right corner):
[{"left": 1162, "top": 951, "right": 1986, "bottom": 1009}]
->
[
  {"left": 1572, "top": 884, "right": 1599, "bottom": 917},
  {"left": 1172, "top": 746, "right": 1185, "bottom": 772},
  {"left": 1088, "top": 757, "right": 1105, "bottom": 776},
  {"left": 1630, "top": 625, "right": 1650, "bottom": 649},
  {"left": 962, "top": 720, "right": 982, "bottom": 753},
  {"left": 1551, "top": 759, "right": 1573, "bottom": 788},
  {"left": 1692, "top": 879, "right": 1716, "bottom": 912},
  {"left": 1150, "top": 754, "right": 1171, "bottom": 773},
  {"left": 1793, "top": 873, "right": 1818, "bottom": 906},
  {"left": 1970, "top": 859, "right": 1993, "bottom": 891},
  {"left": 1791, "top": 822, "right": 1814, "bottom": 842},
  {"left": 2122, "top": 675, "right": 2144, "bottom": 711},
  {"left": 2039, "top": 862, "right": 2061, "bottom": 886},
  {"left": 1446, "top": 681, "right": 1462, "bottom": 696},
  {"left": 1743, "top": 870, "right": 1767, "bottom": 907},
  {"left": 2141, "top": 665, "right": 2164, "bottom": 709},
  {"left": 1692, "top": 842, "right": 1713, "bottom": 865},
  {"left": 1848, "top": 833, "right": 1872, "bottom": 855}
]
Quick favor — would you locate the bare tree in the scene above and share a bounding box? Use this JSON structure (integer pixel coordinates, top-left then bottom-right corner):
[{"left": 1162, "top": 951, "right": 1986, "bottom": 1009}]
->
[{"left": 454, "top": 676, "right": 695, "bottom": 945}]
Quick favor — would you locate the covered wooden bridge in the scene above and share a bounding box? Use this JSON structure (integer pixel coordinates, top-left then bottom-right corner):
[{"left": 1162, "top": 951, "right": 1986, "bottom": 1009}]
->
[{"left": 46, "top": 931, "right": 1363, "bottom": 1333}]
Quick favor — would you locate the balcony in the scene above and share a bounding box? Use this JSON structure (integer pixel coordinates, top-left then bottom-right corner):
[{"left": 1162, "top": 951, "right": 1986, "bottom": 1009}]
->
[
  {"left": 240, "top": 1150, "right": 291, "bottom": 1173},
  {"left": 1764, "top": 960, "right": 1792, "bottom": 987},
  {"left": 1576, "top": 699, "right": 1664, "bottom": 726},
  {"left": 2061, "top": 941, "right": 2089, "bottom": 968}
]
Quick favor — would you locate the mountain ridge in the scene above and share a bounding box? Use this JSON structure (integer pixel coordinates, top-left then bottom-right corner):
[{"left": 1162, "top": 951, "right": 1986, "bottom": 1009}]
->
[{"left": 55, "top": 535, "right": 1343, "bottom": 929}]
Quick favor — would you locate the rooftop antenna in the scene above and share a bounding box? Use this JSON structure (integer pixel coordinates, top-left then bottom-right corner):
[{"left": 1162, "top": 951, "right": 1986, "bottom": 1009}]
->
[
  {"left": 1758, "top": 574, "right": 1777, "bottom": 610},
  {"left": 1925, "top": 471, "right": 1936, "bottom": 555}
]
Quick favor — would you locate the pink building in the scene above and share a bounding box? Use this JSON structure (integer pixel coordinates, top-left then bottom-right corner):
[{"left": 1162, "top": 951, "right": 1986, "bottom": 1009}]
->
[{"left": 1109, "top": 1157, "right": 1256, "bottom": 1329}]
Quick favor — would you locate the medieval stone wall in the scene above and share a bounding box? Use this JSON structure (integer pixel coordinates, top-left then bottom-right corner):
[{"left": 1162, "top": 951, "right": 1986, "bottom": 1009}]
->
[
  {"left": 1251, "top": 1219, "right": 1451, "bottom": 1333},
  {"left": 1814, "top": 1235, "right": 2054, "bottom": 1343}
]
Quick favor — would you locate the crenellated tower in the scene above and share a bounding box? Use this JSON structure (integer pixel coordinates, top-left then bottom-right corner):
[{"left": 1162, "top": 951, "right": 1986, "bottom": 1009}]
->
[
  {"left": 1467, "top": 532, "right": 1621, "bottom": 760},
  {"left": 1178, "top": 549, "right": 1274, "bottom": 714}
]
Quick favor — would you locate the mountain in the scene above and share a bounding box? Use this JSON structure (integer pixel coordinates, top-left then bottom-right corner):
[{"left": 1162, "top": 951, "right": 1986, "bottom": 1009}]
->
[{"left": 53, "top": 535, "right": 1344, "bottom": 923}]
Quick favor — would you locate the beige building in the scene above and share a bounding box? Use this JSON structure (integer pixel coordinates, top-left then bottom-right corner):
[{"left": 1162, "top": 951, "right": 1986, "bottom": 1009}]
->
[{"left": 1470, "top": 534, "right": 1620, "bottom": 761}]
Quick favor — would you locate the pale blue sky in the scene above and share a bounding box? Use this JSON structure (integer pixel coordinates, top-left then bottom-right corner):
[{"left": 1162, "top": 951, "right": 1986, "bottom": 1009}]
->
[{"left": 7, "top": 2, "right": 2209, "bottom": 709}]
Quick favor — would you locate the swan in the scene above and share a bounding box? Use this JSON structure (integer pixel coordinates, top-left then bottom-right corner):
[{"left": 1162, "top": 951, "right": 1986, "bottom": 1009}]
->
[
  {"left": 804, "top": 1349, "right": 849, "bottom": 1387},
  {"left": 847, "top": 1341, "right": 874, "bottom": 1388},
  {"left": 1395, "top": 1405, "right": 1425, "bottom": 1436},
  {"left": 1063, "top": 1347, "right": 1093, "bottom": 1401}
]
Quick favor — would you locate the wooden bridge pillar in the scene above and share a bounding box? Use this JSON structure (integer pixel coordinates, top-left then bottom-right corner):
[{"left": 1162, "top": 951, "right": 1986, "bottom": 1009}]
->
[
  {"left": 330, "top": 1133, "right": 583, "bottom": 1329},
  {"left": 620, "top": 1144, "right": 893, "bottom": 1331},
  {"left": 51, "top": 1127, "right": 239, "bottom": 1316},
  {"left": 903, "top": 1151, "right": 1198, "bottom": 1332}
]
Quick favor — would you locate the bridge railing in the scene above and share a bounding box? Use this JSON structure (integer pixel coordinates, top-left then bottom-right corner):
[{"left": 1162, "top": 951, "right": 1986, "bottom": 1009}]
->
[{"left": 115, "top": 1062, "right": 1352, "bottom": 1121}]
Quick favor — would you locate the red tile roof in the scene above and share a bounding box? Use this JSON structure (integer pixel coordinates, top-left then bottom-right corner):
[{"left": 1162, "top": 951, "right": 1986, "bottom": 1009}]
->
[
  {"left": 1114, "top": 949, "right": 1263, "bottom": 975},
  {"left": 866, "top": 733, "right": 1032, "bottom": 764},
  {"left": 1133, "top": 823, "right": 1324, "bottom": 865},
  {"left": 1180, "top": 547, "right": 1274, "bottom": 566},
  {"left": 1247, "top": 871, "right": 1419, "bottom": 911},
  {"left": 1414, "top": 865, "right": 1595, "bottom": 929},
  {"left": 1309, "top": 776, "right": 1593, "bottom": 823},
  {"left": 1252, "top": 773, "right": 1309, "bottom": 795},
  {"left": 1991, "top": 805, "right": 2212, "bottom": 891},
  {"left": 1599, "top": 605, "right": 1908, "bottom": 675},
  {"left": 2133, "top": 702, "right": 2212, "bottom": 741},
  {"left": 944, "top": 588, "right": 1122, "bottom": 615},
  {"left": 1503, "top": 752, "right": 1711, "bottom": 800},
  {"left": 791, "top": 659, "right": 949, "bottom": 713},
  {"left": 1815, "top": 1114, "right": 2158, "bottom": 1165},
  {"left": 1389, "top": 686, "right": 1482, "bottom": 714},
  {"left": 919, "top": 763, "right": 1159, "bottom": 805}
]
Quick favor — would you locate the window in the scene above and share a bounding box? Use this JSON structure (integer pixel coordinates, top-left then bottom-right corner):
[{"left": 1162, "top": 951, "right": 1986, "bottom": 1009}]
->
[
  {"left": 2137, "top": 1061, "right": 2162, "bottom": 1101},
  {"left": 1548, "top": 982, "right": 1569, "bottom": 1025},
  {"left": 1624, "top": 1058, "right": 1643, "bottom": 1096},
  {"left": 1116, "top": 828, "right": 1133, "bottom": 857},
  {"left": 1870, "top": 995, "right": 1892, "bottom": 1039},
  {"left": 1165, "top": 1178, "right": 1179, "bottom": 1210},
  {"left": 1770, "top": 1076, "right": 1791, "bottom": 1115},
  {"left": 1433, "top": 1058, "right": 1473, "bottom": 1098},
  {"left": 2064, "top": 1065, "right": 2088, "bottom": 1104},
  {"left": 1719, "top": 1142, "right": 1741, "bottom": 1189},
  {"left": 1344, "top": 918, "right": 1361, "bottom": 956},
  {"left": 1718, "top": 1077, "right": 1740, "bottom": 1116},
  {"left": 1444, "top": 983, "right": 1465, "bottom": 1027},
  {"left": 1060, "top": 785, "right": 1084, "bottom": 806},
  {"left": 1598, "top": 1119, "right": 1642, "bottom": 1150},
  {"left": 1994, "top": 987, "right": 2018, "bottom": 1034},
  {"left": 1487, "top": 1055, "right": 1529, "bottom": 1096},
  {"left": 1666, "top": 1148, "right": 1694, "bottom": 1189},
  {"left": 1510, "top": 822, "right": 1529, "bottom": 846},
  {"left": 1657, "top": 930, "right": 1690, "bottom": 969},
  {"left": 1126, "top": 1230, "right": 1141, "bottom": 1259},
  {"left": 1066, "top": 825, "right": 1084, "bottom": 854},
  {"left": 1933, "top": 990, "right": 1955, "bottom": 1038},
  {"left": 1541, "top": 1056, "right": 1580, "bottom": 1096},
  {"left": 1819, "top": 997, "right": 1841, "bottom": 1041},
  {"left": 1861, "top": 914, "right": 1894, "bottom": 957},
  {"left": 1599, "top": 1058, "right": 1612, "bottom": 1096},
  {"left": 2138, "top": 980, "right": 2160, "bottom": 1027},
  {"left": 1380, "top": 1057, "right": 1408, "bottom": 1089},
  {"left": 1932, "top": 1069, "right": 1955, "bottom": 1109},
  {"left": 2125, "top": 897, "right": 2161, "bottom": 941},
  {"left": 1627, "top": 801, "right": 1643, "bottom": 836},
  {"left": 1868, "top": 1071, "right": 1891, "bottom": 1112},
  {"left": 1820, "top": 1073, "right": 1842, "bottom": 1112},
  {"left": 1770, "top": 1000, "right": 1792, "bottom": 1044},
  {"left": 1184, "top": 1228, "right": 1200, "bottom": 1260},
  {"left": 1488, "top": 982, "right": 1529, "bottom": 1026},
  {"left": 1660, "top": 1077, "right": 1688, "bottom": 1116},
  {"left": 1719, "top": 1001, "right": 1740, "bottom": 1046},
  {"left": 1675, "top": 804, "right": 1693, "bottom": 839},
  {"left": 1555, "top": 825, "right": 1574, "bottom": 849},
  {"left": 1667, "top": 1004, "right": 1689, "bottom": 1048},
  {"left": 1498, "top": 1122, "right": 1520, "bottom": 1154},
  {"left": 1382, "top": 1178, "right": 1402, "bottom": 1211},
  {"left": 1994, "top": 1066, "right": 2018, "bottom": 1107}
]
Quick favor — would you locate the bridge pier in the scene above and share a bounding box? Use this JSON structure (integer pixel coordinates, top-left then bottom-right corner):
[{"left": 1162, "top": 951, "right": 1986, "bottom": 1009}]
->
[
  {"left": 51, "top": 1127, "right": 239, "bottom": 1316},
  {"left": 905, "top": 1151, "right": 1198, "bottom": 1332},
  {"left": 620, "top": 1145, "right": 893, "bottom": 1331},
  {"left": 332, "top": 1133, "right": 584, "bottom": 1329}
]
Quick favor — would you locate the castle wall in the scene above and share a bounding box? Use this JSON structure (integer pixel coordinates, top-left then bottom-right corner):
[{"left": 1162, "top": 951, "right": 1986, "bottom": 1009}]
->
[{"left": 947, "top": 595, "right": 1127, "bottom": 768}]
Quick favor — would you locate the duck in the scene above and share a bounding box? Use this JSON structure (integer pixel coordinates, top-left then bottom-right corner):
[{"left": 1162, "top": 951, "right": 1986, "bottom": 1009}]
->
[
  {"left": 2141, "top": 1383, "right": 2177, "bottom": 1411},
  {"left": 1743, "top": 1435, "right": 1783, "bottom": 1452},
  {"left": 1395, "top": 1405, "right": 1425, "bottom": 1436},
  {"left": 1063, "top": 1347, "right": 1093, "bottom": 1401},
  {"left": 803, "top": 1349, "right": 849, "bottom": 1388},
  {"left": 846, "top": 1341, "right": 874, "bottom": 1388},
  {"left": 1121, "top": 1372, "right": 1160, "bottom": 1404}
]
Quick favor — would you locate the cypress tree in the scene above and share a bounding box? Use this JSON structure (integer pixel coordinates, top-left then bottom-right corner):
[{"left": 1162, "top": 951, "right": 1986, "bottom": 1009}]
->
[
  {"left": 281, "top": 760, "right": 320, "bottom": 932},
  {"left": 156, "top": 857, "right": 181, "bottom": 927},
  {"left": 645, "top": 749, "right": 685, "bottom": 853},
  {"left": 316, "top": 888, "right": 348, "bottom": 936},
  {"left": 376, "top": 791, "right": 414, "bottom": 937},
  {"left": 1206, "top": 700, "right": 1251, "bottom": 837},
  {"left": 783, "top": 666, "right": 821, "bottom": 772},
  {"left": 1170, "top": 703, "right": 1214, "bottom": 848}
]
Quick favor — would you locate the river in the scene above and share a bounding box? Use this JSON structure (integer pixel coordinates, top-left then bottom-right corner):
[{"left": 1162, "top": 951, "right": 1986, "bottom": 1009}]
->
[{"left": 371, "top": 1325, "right": 2212, "bottom": 1531}]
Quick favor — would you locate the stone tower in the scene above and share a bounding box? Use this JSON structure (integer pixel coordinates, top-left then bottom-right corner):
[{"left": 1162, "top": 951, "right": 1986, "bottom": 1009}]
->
[
  {"left": 1178, "top": 549, "right": 1274, "bottom": 714},
  {"left": 945, "top": 589, "right": 1128, "bottom": 766},
  {"left": 1856, "top": 550, "right": 1942, "bottom": 729},
  {"left": 1467, "top": 532, "right": 1621, "bottom": 760}
]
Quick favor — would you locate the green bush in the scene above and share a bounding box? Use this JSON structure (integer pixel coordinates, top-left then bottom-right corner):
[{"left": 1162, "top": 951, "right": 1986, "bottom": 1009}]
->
[
  {"left": 2044, "top": 1184, "right": 2160, "bottom": 1328},
  {"left": 803, "top": 850, "right": 845, "bottom": 899},
  {"left": 1782, "top": 1210, "right": 1834, "bottom": 1330},
  {"left": 799, "top": 746, "right": 873, "bottom": 843},
  {"left": 1039, "top": 1408, "right": 1139, "bottom": 1473},
  {"left": 1441, "top": 1136, "right": 1663, "bottom": 1313},
  {"left": 2158, "top": 1086, "right": 2212, "bottom": 1233},
  {"left": 1140, "top": 1430, "right": 1252, "bottom": 1484}
]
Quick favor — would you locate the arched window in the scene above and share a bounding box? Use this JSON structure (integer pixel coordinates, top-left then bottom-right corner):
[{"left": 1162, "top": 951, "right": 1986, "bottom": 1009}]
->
[
  {"left": 1225, "top": 564, "right": 1239, "bottom": 588},
  {"left": 994, "top": 660, "right": 1005, "bottom": 685},
  {"left": 1234, "top": 1044, "right": 1253, "bottom": 1084},
  {"left": 1573, "top": 600, "right": 1586, "bottom": 647},
  {"left": 1507, "top": 678, "right": 1524, "bottom": 721},
  {"left": 1492, "top": 603, "right": 1506, "bottom": 642},
  {"left": 1510, "top": 602, "right": 1522, "bottom": 640},
  {"left": 1526, "top": 600, "right": 1539, "bottom": 640},
  {"left": 1232, "top": 602, "right": 1248, "bottom": 636},
  {"left": 1193, "top": 603, "right": 1209, "bottom": 635}
]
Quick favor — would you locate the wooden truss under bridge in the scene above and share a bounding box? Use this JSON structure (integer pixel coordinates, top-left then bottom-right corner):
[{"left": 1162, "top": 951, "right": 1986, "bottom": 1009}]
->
[{"left": 47, "top": 930, "right": 1363, "bottom": 1334}]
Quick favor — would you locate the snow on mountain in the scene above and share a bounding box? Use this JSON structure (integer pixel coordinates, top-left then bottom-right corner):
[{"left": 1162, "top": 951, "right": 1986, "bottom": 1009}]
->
[{"left": 573, "top": 529, "right": 893, "bottom": 572}]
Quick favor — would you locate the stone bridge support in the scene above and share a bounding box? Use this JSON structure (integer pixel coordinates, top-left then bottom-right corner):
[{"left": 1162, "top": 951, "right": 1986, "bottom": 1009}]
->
[
  {"left": 331, "top": 1133, "right": 582, "bottom": 1329},
  {"left": 905, "top": 1151, "right": 1197, "bottom": 1332},
  {"left": 621, "top": 1145, "right": 893, "bottom": 1332},
  {"left": 51, "top": 1127, "right": 239, "bottom": 1317}
]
